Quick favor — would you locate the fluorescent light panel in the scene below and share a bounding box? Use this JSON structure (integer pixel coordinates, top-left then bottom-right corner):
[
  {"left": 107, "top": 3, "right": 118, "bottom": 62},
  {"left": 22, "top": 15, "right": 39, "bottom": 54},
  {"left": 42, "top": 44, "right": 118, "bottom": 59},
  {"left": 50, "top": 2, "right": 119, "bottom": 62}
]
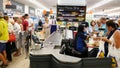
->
[
  {"left": 93, "top": 12, "right": 104, "bottom": 14},
  {"left": 58, "top": 0, "right": 86, "bottom": 6},
  {"left": 104, "top": 7, "right": 120, "bottom": 13},
  {"left": 87, "top": 0, "right": 113, "bottom": 11},
  {"left": 93, "top": 7, "right": 120, "bottom": 14},
  {"left": 108, "top": 12, "right": 120, "bottom": 15}
]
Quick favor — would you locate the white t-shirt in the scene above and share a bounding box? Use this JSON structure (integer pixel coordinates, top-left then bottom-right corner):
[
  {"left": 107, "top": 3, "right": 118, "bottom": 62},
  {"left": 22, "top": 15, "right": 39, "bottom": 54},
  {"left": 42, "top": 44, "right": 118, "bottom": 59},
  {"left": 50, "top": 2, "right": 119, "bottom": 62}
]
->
[
  {"left": 28, "top": 18, "right": 34, "bottom": 31},
  {"left": 13, "top": 23, "right": 21, "bottom": 35},
  {"left": 8, "top": 22, "right": 14, "bottom": 33}
]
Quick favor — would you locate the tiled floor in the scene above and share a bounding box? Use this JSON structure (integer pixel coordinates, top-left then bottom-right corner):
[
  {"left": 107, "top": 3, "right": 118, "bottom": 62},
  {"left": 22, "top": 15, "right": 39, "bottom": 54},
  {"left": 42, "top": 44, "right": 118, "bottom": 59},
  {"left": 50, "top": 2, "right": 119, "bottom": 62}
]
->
[{"left": 7, "top": 54, "right": 29, "bottom": 68}]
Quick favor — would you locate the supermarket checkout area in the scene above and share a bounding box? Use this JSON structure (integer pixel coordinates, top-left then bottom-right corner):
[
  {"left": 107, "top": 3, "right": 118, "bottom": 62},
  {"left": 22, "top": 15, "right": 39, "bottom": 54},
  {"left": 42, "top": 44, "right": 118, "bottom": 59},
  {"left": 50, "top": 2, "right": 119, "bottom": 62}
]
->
[{"left": 30, "top": 30, "right": 112, "bottom": 68}]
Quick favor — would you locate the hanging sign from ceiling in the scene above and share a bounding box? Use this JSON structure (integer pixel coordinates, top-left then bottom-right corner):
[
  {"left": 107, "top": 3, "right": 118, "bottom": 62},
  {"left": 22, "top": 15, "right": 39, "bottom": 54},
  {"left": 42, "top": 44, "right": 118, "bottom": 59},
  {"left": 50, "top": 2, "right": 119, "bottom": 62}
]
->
[
  {"left": 11, "top": 0, "right": 24, "bottom": 13},
  {"left": 29, "top": 7, "right": 35, "bottom": 16}
]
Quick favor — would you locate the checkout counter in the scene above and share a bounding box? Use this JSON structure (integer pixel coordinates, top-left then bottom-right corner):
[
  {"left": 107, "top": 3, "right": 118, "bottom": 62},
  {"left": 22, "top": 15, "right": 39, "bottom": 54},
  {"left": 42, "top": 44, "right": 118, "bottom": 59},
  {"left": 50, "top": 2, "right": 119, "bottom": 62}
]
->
[{"left": 30, "top": 31, "right": 112, "bottom": 68}]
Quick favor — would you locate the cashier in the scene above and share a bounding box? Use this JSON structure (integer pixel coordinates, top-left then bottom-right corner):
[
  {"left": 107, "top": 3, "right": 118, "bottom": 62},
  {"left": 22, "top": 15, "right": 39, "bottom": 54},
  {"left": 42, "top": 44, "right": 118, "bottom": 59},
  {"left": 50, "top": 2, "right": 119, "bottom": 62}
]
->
[{"left": 74, "top": 25, "right": 88, "bottom": 58}]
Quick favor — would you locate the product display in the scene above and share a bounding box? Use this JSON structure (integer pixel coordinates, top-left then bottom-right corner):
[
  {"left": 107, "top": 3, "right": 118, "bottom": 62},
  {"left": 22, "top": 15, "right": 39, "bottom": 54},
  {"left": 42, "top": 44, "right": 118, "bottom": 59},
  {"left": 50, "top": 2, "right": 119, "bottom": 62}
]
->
[{"left": 57, "top": 5, "right": 86, "bottom": 22}]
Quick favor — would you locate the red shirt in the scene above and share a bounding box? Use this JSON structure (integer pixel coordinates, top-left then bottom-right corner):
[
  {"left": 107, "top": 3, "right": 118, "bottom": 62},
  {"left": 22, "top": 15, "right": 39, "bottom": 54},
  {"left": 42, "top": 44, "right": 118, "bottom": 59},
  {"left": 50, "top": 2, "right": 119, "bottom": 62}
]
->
[{"left": 22, "top": 20, "right": 28, "bottom": 31}]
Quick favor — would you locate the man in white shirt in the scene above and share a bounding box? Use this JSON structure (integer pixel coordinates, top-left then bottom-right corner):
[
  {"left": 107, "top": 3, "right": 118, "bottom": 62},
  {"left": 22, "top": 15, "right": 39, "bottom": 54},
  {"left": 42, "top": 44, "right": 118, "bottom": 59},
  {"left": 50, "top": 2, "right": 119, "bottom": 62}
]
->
[{"left": 28, "top": 18, "right": 34, "bottom": 31}]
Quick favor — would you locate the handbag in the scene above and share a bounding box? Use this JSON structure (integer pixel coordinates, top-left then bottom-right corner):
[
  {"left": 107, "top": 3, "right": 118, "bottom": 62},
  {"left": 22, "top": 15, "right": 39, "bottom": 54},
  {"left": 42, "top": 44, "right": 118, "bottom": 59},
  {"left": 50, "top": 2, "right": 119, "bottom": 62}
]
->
[{"left": 8, "top": 33, "right": 16, "bottom": 42}]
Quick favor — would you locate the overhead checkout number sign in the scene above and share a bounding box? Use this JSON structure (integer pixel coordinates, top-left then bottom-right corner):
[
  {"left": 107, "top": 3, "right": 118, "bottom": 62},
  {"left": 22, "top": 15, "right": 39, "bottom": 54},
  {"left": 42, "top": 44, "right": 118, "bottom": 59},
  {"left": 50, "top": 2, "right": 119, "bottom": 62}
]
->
[
  {"left": 16, "top": 4, "right": 24, "bottom": 13},
  {"left": 29, "top": 7, "right": 35, "bottom": 16},
  {"left": 5, "top": 0, "right": 16, "bottom": 9},
  {"left": 6, "top": 5, "right": 16, "bottom": 9},
  {"left": 6, "top": 0, "right": 24, "bottom": 13}
]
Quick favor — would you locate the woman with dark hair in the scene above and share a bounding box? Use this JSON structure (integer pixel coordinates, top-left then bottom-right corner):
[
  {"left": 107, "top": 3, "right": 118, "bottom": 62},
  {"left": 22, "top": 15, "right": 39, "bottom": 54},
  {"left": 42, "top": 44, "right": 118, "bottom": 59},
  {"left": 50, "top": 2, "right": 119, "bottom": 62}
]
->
[
  {"left": 95, "top": 20, "right": 120, "bottom": 59},
  {"left": 94, "top": 20, "right": 120, "bottom": 67},
  {"left": 36, "top": 19, "right": 43, "bottom": 31},
  {"left": 38, "top": 19, "right": 43, "bottom": 27},
  {"left": 74, "top": 25, "right": 88, "bottom": 58},
  {"left": 102, "top": 20, "right": 118, "bottom": 57}
]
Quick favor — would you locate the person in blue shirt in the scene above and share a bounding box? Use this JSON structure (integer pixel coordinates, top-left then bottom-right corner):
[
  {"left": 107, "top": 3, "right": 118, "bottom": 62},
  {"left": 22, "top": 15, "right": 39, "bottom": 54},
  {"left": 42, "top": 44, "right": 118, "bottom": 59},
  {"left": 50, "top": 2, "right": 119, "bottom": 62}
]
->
[
  {"left": 74, "top": 25, "right": 88, "bottom": 58},
  {"left": 94, "top": 20, "right": 102, "bottom": 33},
  {"left": 100, "top": 17, "right": 107, "bottom": 34},
  {"left": 89, "top": 20, "right": 97, "bottom": 33}
]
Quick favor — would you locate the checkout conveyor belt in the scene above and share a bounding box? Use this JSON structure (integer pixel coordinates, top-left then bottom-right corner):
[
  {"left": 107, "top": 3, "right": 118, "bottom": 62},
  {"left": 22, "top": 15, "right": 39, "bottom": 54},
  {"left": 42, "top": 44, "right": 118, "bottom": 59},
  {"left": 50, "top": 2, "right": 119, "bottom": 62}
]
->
[
  {"left": 30, "top": 31, "right": 112, "bottom": 68},
  {"left": 43, "top": 31, "right": 63, "bottom": 46}
]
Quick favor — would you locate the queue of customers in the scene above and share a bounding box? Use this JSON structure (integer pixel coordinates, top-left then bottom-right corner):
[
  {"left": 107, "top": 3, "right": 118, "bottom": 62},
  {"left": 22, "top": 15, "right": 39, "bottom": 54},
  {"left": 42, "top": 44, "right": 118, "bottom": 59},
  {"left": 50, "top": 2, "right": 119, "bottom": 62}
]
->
[{"left": 0, "top": 12, "right": 32, "bottom": 68}]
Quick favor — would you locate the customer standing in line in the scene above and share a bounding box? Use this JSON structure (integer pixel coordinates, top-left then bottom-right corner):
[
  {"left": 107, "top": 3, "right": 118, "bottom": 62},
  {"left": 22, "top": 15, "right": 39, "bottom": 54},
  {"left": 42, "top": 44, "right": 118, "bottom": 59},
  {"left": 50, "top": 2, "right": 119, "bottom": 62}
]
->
[
  {"left": 94, "top": 20, "right": 119, "bottom": 56},
  {"left": 94, "top": 20, "right": 120, "bottom": 67},
  {"left": 89, "top": 20, "right": 97, "bottom": 34},
  {"left": 94, "top": 20, "right": 102, "bottom": 33},
  {"left": 22, "top": 14, "right": 30, "bottom": 58},
  {"left": 22, "top": 14, "right": 29, "bottom": 32},
  {"left": 13, "top": 18, "right": 23, "bottom": 56},
  {"left": 4, "top": 15, "right": 14, "bottom": 62},
  {"left": 0, "top": 12, "right": 9, "bottom": 67},
  {"left": 100, "top": 17, "right": 107, "bottom": 34},
  {"left": 43, "top": 17, "right": 51, "bottom": 39}
]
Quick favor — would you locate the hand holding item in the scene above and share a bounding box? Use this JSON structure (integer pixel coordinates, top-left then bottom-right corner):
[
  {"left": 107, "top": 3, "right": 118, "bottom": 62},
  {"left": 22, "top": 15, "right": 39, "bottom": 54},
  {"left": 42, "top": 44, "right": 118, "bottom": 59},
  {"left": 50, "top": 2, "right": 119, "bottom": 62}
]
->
[
  {"left": 93, "top": 37, "right": 101, "bottom": 41},
  {"left": 93, "top": 37, "right": 106, "bottom": 41},
  {"left": 88, "top": 38, "right": 99, "bottom": 47},
  {"left": 101, "top": 37, "right": 107, "bottom": 41},
  {"left": 93, "top": 41, "right": 99, "bottom": 47},
  {"left": 92, "top": 37, "right": 100, "bottom": 47},
  {"left": 99, "top": 37, "right": 112, "bottom": 44}
]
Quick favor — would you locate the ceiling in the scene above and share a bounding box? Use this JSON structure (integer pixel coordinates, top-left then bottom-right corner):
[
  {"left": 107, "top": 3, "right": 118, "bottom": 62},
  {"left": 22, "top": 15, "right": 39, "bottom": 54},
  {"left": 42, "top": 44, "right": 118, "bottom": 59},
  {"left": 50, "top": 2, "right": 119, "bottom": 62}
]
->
[
  {"left": 87, "top": 0, "right": 120, "bottom": 14},
  {"left": 14, "top": 0, "right": 120, "bottom": 14}
]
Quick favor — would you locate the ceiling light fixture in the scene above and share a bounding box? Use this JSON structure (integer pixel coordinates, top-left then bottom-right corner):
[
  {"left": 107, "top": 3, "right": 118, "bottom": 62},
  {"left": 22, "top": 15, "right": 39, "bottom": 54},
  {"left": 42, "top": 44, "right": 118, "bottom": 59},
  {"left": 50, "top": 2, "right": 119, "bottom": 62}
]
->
[
  {"left": 108, "top": 12, "right": 120, "bottom": 16},
  {"left": 93, "top": 12, "right": 104, "bottom": 14},
  {"left": 93, "top": 7, "right": 120, "bottom": 15},
  {"left": 29, "top": 0, "right": 49, "bottom": 10},
  {"left": 58, "top": 0, "right": 86, "bottom": 6},
  {"left": 87, "top": 0, "right": 113, "bottom": 11},
  {"left": 104, "top": 7, "right": 120, "bottom": 13}
]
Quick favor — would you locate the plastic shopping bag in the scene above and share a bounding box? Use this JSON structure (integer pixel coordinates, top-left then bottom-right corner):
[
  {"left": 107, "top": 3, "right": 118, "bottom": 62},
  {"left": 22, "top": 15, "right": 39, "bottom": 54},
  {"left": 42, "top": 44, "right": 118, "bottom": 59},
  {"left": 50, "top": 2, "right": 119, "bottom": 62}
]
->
[
  {"left": 8, "top": 33, "right": 16, "bottom": 42},
  {"left": 107, "top": 44, "right": 118, "bottom": 67},
  {"left": 96, "top": 40, "right": 105, "bottom": 58}
]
